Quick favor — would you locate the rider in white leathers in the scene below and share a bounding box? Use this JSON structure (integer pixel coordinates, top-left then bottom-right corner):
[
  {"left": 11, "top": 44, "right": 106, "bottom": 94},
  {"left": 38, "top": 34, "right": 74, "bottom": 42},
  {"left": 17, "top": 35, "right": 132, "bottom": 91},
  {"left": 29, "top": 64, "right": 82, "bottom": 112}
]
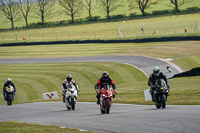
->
[{"left": 62, "top": 74, "right": 79, "bottom": 102}]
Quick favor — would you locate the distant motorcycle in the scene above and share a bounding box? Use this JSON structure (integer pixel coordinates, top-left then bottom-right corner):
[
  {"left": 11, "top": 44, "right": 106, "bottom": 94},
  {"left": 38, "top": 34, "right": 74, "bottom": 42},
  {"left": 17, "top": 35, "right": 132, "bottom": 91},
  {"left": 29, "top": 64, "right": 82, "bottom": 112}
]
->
[
  {"left": 166, "top": 66, "right": 171, "bottom": 73},
  {"left": 5, "top": 85, "right": 15, "bottom": 106},
  {"left": 153, "top": 79, "right": 169, "bottom": 109},
  {"left": 65, "top": 84, "right": 78, "bottom": 110},
  {"left": 100, "top": 85, "right": 114, "bottom": 114}
]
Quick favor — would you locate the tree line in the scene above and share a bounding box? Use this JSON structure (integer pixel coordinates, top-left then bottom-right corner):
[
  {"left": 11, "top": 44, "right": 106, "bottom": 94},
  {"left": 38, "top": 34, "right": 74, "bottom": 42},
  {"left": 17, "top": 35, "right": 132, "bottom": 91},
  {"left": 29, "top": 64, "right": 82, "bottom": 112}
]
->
[{"left": 0, "top": 0, "right": 192, "bottom": 29}]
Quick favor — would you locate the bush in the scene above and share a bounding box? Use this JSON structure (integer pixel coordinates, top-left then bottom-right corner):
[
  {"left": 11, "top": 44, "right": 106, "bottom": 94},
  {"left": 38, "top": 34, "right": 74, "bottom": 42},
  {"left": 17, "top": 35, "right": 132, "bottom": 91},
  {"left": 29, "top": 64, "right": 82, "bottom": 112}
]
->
[
  {"left": 85, "top": 16, "right": 101, "bottom": 21},
  {"left": 129, "top": 13, "right": 137, "bottom": 17},
  {"left": 110, "top": 14, "right": 125, "bottom": 19},
  {"left": 152, "top": 10, "right": 169, "bottom": 15},
  {"left": 185, "top": 7, "right": 199, "bottom": 12}
]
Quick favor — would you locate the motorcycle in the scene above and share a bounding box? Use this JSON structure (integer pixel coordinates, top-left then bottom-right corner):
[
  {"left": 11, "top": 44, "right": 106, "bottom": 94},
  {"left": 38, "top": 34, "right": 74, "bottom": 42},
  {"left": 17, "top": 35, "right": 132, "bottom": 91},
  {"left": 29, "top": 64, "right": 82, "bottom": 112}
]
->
[
  {"left": 153, "top": 79, "right": 169, "bottom": 109},
  {"left": 100, "top": 85, "right": 114, "bottom": 114},
  {"left": 166, "top": 66, "right": 171, "bottom": 73},
  {"left": 5, "top": 85, "right": 15, "bottom": 106},
  {"left": 64, "top": 84, "right": 78, "bottom": 110}
]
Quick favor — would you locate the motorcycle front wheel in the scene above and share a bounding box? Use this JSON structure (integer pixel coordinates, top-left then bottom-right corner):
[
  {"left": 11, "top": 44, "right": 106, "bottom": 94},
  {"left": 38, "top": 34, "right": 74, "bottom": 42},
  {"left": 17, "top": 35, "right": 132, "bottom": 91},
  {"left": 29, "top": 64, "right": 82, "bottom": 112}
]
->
[
  {"left": 7, "top": 94, "right": 12, "bottom": 106},
  {"left": 71, "top": 98, "right": 75, "bottom": 110},
  {"left": 161, "top": 94, "right": 166, "bottom": 108},
  {"left": 105, "top": 99, "right": 110, "bottom": 114}
]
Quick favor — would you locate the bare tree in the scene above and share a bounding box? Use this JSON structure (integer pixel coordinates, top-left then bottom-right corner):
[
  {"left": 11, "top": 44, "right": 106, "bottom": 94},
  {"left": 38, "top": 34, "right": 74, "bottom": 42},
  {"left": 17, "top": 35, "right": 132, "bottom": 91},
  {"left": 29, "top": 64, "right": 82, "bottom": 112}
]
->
[
  {"left": 128, "top": 0, "right": 157, "bottom": 16},
  {"left": 17, "top": 0, "right": 33, "bottom": 27},
  {"left": 83, "top": 0, "right": 98, "bottom": 21},
  {"left": 34, "top": 0, "right": 55, "bottom": 25},
  {"left": 59, "top": 0, "right": 83, "bottom": 23},
  {"left": 169, "top": 0, "right": 186, "bottom": 12},
  {"left": 99, "top": 0, "right": 122, "bottom": 19},
  {"left": 0, "top": 0, "right": 19, "bottom": 29}
]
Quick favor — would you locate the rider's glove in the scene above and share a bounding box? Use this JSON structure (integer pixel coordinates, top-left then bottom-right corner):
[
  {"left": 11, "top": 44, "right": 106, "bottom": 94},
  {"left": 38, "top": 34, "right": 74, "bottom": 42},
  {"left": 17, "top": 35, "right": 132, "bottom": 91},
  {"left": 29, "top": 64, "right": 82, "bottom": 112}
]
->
[
  {"left": 96, "top": 89, "right": 100, "bottom": 94},
  {"left": 167, "top": 85, "right": 170, "bottom": 90},
  {"left": 113, "top": 89, "right": 117, "bottom": 94}
]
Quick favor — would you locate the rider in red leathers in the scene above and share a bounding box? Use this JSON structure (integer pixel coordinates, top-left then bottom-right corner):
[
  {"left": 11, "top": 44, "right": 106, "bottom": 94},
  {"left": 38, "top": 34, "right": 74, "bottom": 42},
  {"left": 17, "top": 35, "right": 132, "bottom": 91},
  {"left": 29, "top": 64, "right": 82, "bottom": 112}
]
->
[{"left": 95, "top": 72, "right": 117, "bottom": 104}]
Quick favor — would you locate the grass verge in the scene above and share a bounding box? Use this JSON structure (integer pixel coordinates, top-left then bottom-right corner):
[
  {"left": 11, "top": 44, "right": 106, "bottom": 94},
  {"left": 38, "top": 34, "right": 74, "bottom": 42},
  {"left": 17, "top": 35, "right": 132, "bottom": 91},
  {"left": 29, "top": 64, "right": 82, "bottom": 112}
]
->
[{"left": 0, "top": 121, "right": 92, "bottom": 133}]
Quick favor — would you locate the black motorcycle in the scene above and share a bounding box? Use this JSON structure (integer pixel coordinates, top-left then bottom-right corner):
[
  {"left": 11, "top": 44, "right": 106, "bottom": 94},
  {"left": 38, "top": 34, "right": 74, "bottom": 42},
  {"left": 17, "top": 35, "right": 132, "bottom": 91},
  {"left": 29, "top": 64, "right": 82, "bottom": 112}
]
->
[
  {"left": 5, "top": 85, "right": 15, "bottom": 106},
  {"left": 153, "top": 79, "right": 169, "bottom": 109}
]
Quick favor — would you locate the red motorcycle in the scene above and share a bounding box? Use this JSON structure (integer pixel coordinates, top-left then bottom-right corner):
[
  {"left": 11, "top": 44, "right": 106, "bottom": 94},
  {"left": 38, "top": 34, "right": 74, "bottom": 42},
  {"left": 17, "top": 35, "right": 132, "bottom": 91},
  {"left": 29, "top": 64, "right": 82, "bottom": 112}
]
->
[{"left": 100, "top": 85, "right": 114, "bottom": 114}]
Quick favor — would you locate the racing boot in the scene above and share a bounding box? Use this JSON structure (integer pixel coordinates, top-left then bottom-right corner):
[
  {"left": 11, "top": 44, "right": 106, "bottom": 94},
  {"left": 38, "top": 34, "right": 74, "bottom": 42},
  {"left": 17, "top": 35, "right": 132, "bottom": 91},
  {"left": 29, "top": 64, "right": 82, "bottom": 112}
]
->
[
  {"left": 151, "top": 95, "right": 155, "bottom": 102},
  {"left": 3, "top": 93, "right": 6, "bottom": 100},
  {"left": 97, "top": 98, "right": 100, "bottom": 105},
  {"left": 63, "top": 96, "right": 66, "bottom": 103},
  {"left": 96, "top": 94, "right": 100, "bottom": 105}
]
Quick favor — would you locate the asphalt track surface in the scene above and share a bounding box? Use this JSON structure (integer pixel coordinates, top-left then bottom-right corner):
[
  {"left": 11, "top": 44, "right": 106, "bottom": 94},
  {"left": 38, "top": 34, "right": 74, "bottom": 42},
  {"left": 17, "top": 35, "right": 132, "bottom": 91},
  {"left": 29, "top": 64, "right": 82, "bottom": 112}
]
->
[
  {"left": 0, "top": 55, "right": 182, "bottom": 78},
  {"left": 0, "top": 102, "right": 200, "bottom": 133},
  {"left": 1, "top": 55, "right": 199, "bottom": 133}
]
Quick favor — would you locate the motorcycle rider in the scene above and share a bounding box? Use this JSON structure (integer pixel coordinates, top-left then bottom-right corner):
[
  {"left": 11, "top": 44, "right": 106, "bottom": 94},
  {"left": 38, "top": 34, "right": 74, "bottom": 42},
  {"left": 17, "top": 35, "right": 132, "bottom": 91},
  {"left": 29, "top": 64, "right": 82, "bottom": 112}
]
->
[
  {"left": 62, "top": 74, "right": 79, "bottom": 103},
  {"left": 148, "top": 66, "right": 170, "bottom": 102},
  {"left": 3, "top": 78, "right": 16, "bottom": 101},
  {"left": 95, "top": 71, "right": 117, "bottom": 104}
]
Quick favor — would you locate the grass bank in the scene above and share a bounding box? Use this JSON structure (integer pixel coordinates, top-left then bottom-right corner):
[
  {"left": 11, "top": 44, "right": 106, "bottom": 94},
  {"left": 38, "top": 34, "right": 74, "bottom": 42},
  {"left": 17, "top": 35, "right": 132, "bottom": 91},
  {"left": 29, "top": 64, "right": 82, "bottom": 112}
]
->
[
  {"left": 0, "top": 62, "right": 199, "bottom": 105},
  {"left": 0, "top": 62, "right": 148, "bottom": 105}
]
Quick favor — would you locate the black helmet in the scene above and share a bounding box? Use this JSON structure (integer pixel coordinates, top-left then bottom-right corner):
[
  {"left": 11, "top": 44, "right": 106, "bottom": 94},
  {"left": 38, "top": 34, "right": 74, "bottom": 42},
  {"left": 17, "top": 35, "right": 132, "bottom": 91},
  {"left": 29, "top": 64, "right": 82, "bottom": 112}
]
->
[
  {"left": 153, "top": 66, "right": 160, "bottom": 76},
  {"left": 102, "top": 71, "right": 109, "bottom": 80},
  {"left": 66, "top": 74, "right": 72, "bottom": 82}
]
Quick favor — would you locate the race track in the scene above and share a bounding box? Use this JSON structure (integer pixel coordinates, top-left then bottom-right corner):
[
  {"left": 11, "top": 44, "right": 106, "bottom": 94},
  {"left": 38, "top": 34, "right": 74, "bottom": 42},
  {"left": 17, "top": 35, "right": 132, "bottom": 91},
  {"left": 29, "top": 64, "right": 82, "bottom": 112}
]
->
[
  {"left": 1, "top": 55, "right": 198, "bottom": 133},
  {"left": 0, "top": 55, "right": 182, "bottom": 78},
  {"left": 0, "top": 102, "right": 200, "bottom": 133}
]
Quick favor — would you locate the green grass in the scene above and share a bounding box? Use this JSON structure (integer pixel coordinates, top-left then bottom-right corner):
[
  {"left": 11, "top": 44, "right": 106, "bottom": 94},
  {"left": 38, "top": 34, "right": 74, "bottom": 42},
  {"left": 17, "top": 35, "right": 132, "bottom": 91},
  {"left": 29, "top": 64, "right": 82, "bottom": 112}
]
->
[
  {"left": 0, "top": 0, "right": 200, "bottom": 29},
  {"left": 0, "top": 62, "right": 148, "bottom": 105},
  {"left": 0, "top": 13, "right": 200, "bottom": 43},
  {"left": 0, "top": 41, "right": 199, "bottom": 60},
  {"left": 173, "top": 55, "right": 200, "bottom": 71},
  {"left": 0, "top": 62, "right": 199, "bottom": 105},
  {"left": 0, "top": 121, "right": 92, "bottom": 133},
  {"left": 169, "top": 76, "right": 200, "bottom": 105},
  {"left": 0, "top": 41, "right": 199, "bottom": 105}
]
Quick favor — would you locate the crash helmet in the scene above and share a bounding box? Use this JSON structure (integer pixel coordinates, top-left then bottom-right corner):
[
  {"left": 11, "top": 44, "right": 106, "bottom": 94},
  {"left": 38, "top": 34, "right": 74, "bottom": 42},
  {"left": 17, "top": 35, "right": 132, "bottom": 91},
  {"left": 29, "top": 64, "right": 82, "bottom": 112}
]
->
[
  {"left": 66, "top": 74, "right": 72, "bottom": 82},
  {"left": 7, "top": 78, "right": 12, "bottom": 83},
  {"left": 153, "top": 66, "right": 160, "bottom": 76},
  {"left": 102, "top": 71, "right": 109, "bottom": 80}
]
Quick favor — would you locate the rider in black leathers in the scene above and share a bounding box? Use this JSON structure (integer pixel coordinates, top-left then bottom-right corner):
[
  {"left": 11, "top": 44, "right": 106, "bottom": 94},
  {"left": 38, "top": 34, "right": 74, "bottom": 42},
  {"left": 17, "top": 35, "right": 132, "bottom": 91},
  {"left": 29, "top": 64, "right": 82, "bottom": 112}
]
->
[
  {"left": 95, "top": 72, "right": 117, "bottom": 104},
  {"left": 3, "top": 78, "right": 16, "bottom": 100},
  {"left": 148, "top": 66, "right": 170, "bottom": 102}
]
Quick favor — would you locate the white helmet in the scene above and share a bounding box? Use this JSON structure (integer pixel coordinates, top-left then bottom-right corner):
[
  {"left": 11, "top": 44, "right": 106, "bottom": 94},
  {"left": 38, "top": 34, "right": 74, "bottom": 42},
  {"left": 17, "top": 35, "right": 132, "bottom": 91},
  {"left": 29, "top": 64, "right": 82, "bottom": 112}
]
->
[{"left": 7, "top": 78, "right": 12, "bottom": 82}]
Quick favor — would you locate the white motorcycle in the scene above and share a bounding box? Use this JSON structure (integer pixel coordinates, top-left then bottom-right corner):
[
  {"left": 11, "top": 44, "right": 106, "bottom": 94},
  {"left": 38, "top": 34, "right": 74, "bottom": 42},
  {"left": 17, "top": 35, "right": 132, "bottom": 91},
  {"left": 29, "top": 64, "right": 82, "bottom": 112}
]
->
[{"left": 64, "top": 84, "right": 78, "bottom": 110}]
